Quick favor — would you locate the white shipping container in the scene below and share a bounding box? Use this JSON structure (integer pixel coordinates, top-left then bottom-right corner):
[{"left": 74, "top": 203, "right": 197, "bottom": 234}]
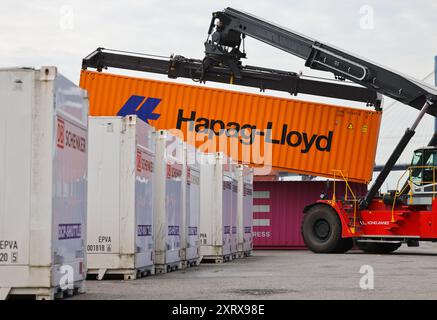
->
[
  {"left": 87, "top": 116, "right": 155, "bottom": 280},
  {"left": 154, "top": 131, "right": 184, "bottom": 273},
  {"left": 199, "top": 153, "right": 234, "bottom": 262},
  {"left": 0, "top": 67, "right": 88, "bottom": 300},
  {"left": 231, "top": 164, "right": 238, "bottom": 257},
  {"left": 181, "top": 143, "right": 201, "bottom": 267},
  {"left": 237, "top": 165, "right": 254, "bottom": 256}
]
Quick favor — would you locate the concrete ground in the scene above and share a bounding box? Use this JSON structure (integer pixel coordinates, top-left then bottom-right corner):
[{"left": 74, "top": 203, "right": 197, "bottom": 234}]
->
[{"left": 73, "top": 243, "right": 437, "bottom": 300}]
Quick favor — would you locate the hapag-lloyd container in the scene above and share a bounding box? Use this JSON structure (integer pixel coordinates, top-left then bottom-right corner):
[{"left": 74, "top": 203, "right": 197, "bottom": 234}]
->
[
  {"left": 236, "top": 165, "right": 254, "bottom": 256},
  {"left": 154, "top": 130, "right": 184, "bottom": 273},
  {"left": 87, "top": 116, "right": 155, "bottom": 280},
  {"left": 181, "top": 143, "right": 201, "bottom": 267},
  {"left": 253, "top": 181, "right": 367, "bottom": 249},
  {"left": 80, "top": 70, "right": 382, "bottom": 184},
  {"left": 0, "top": 67, "right": 88, "bottom": 300},
  {"left": 199, "top": 153, "right": 234, "bottom": 262}
]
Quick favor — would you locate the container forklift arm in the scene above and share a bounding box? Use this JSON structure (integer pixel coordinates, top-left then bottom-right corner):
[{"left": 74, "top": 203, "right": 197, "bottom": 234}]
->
[
  {"left": 205, "top": 7, "right": 437, "bottom": 115},
  {"left": 205, "top": 7, "right": 437, "bottom": 208},
  {"left": 82, "top": 48, "right": 380, "bottom": 106}
]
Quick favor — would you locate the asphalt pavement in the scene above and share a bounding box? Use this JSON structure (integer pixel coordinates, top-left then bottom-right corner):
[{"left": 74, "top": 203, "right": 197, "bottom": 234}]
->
[{"left": 73, "top": 243, "right": 437, "bottom": 300}]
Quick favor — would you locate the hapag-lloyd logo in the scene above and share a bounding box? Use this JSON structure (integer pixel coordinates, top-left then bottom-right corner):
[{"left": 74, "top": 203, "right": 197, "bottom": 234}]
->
[
  {"left": 118, "top": 96, "right": 333, "bottom": 154},
  {"left": 57, "top": 117, "right": 86, "bottom": 152},
  {"left": 117, "top": 95, "right": 161, "bottom": 124},
  {"left": 177, "top": 110, "right": 333, "bottom": 153}
]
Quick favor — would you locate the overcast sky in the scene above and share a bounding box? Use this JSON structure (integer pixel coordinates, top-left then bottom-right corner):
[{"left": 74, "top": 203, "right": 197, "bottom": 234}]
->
[
  {"left": 1, "top": 1, "right": 436, "bottom": 85},
  {"left": 1, "top": 1, "right": 436, "bottom": 106},
  {"left": 0, "top": 0, "right": 436, "bottom": 110},
  {"left": 2, "top": 1, "right": 437, "bottom": 185}
]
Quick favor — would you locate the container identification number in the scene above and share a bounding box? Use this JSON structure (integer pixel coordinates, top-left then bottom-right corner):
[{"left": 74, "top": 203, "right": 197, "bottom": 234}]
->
[
  {"left": 87, "top": 244, "right": 106, "bottom": 252},
  {"left": 0, "top": 252, "right": 18, "bottom": 263},
  {"left": 0, "top": 240, "right": 19, "bottom": 263},
  {"left": 87, "top": 236, "right": 113, "bottom": 252}
]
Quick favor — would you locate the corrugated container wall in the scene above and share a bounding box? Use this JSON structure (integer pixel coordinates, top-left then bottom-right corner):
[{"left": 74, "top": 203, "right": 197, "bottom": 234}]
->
[
  {"left": 154, "top": 130, "right": 184, "bottom": 272},
  {"left": 181, "top": 143, "right": 201, "bottom": 266},
  {"left": 80, "top": 71, "right": 382, "bottom": 184},
  {"left": 0, "top": 67, "right": 88, "bottom": 300},
  {"left": 236, "top": 165, "right": 254, "bottom": 256},
  {"left": 253, "top": 181, "right": 367, "bottom": 249},
  {"left": 199, "top": 153, "right": 234, "bottom": 262},
  {"left": 87, "top": 116, "right": 155, "bottom": 280},
  {"left": 231, "top": 164, "right": 238, "bottom": 257}
]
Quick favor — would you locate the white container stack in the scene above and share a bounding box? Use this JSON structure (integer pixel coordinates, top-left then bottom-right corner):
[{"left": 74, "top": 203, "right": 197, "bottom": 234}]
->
[
  {"left": 236, "top": 165, "right": 254, "bottom": 257},
  {"left": 154, "top": 130, "right": 184, "bottom": 273},
  {"left": 199, "top": 152, "right": 235, "bottom": 263},
  {"left": 181, "top": 143, "right": 201, "bottom": 267},
  {"left": 0, "top": 67, "right": 88, "bottom": 300},
  {"left": 87, "top": 116, "right": 155, "bottom": 280},
  {"left": 231, "top": 162, "right": 239, "bottom": 259}
]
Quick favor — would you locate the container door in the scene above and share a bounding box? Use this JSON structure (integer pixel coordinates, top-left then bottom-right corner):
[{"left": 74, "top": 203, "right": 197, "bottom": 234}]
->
[
  {"left": 166, "top": 161, "right": 183, "bottom": 263},
  {"left": 187, "top": 166, "right": 200, "bottom": 260},
  {"left": 243, "top": 170, "right": 254, "bottom": 252},
  {"left": 222, "top": 171, "right": 233, "bottom": 256},
  {"left": 0, "top": 70, "right": 34, "bottom": 273},
  {"left": 231, "top": 178, "right": 238, "bottom": 254},
  {"left": 87, "top": 119, "right": 122, "bottom": 262},
  {"left": 135, "top": 122, "right": 155, "bottom": 268}
]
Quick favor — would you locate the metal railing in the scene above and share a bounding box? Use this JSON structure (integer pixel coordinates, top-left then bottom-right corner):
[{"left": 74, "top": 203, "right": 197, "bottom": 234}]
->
[
  {"left": 332, "top": 169, "right": 358, "bottom": 234},
  {"left": 391, "top": 165, "right": 437, "bottom": 222}
]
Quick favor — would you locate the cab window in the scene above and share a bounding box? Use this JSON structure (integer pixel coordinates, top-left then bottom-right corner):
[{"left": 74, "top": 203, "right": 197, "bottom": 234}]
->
[{"left": 411, "top": 150, "right": 437, "bottom": 185}]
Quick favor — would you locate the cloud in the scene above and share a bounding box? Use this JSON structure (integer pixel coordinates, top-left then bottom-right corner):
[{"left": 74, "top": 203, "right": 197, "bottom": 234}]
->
[
  {"left": 1, "top": 1, "right": 436, "bottom": 93},
  {"left": 1, "top": 0, "right": 436, "bottom": 186}
]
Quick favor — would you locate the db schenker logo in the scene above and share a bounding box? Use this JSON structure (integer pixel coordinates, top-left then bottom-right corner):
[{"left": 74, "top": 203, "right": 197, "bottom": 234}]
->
[
  {"left": 57, "top": 118, "right": 65, "bottom": 148},
  {"left": 56, "top": 117, "right": 86, "bottom": 152}
]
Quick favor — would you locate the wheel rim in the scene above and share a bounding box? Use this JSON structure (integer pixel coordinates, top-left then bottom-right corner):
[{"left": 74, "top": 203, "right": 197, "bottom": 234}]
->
[{"left": 313, "top": 219, "right": 331, "bottom": 241}]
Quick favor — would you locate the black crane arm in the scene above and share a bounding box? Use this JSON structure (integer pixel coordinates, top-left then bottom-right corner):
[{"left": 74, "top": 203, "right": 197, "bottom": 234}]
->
[
  {"left": 82, "top": 48, "right": 380, "bottom": 106},
  {"left": 205, "top": 7, "right": 437, "bottom": 208},
  {"left": 206, "top": 7, "right": 437, "bottom": 115}
]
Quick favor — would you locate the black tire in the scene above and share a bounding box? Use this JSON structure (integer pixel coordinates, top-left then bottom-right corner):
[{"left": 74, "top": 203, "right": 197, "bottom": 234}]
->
[
  {"left": 334, "top": 237, "right": 354, "bottom": 253},
  {"left": 356, "top": 241, "right": 401, "bottom": 254},
  {"left": 301, "top": 204, "right": 351, "bottom": 253}
]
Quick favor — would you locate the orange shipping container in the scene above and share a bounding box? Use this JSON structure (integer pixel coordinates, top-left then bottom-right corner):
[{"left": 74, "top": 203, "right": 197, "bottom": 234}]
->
[{"left": 80, "top": 70, "right": 382, "bottom": 183}]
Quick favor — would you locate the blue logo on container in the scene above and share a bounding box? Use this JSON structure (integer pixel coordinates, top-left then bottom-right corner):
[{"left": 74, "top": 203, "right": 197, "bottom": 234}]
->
[
  {"left": 58, "top": 224, "right": 82, "bottom": 240},
  {"left": 138, "top": 225, "right": 152, "bottom": 236},
  {"left": 168, "top": 225, "right": 180, "bottom": 236},
  {"left": 188, "top": 227, "right": 198, "bottom": 236},
  {"left": 118, "top": 95, "right": 161, "bottom": 124}
]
